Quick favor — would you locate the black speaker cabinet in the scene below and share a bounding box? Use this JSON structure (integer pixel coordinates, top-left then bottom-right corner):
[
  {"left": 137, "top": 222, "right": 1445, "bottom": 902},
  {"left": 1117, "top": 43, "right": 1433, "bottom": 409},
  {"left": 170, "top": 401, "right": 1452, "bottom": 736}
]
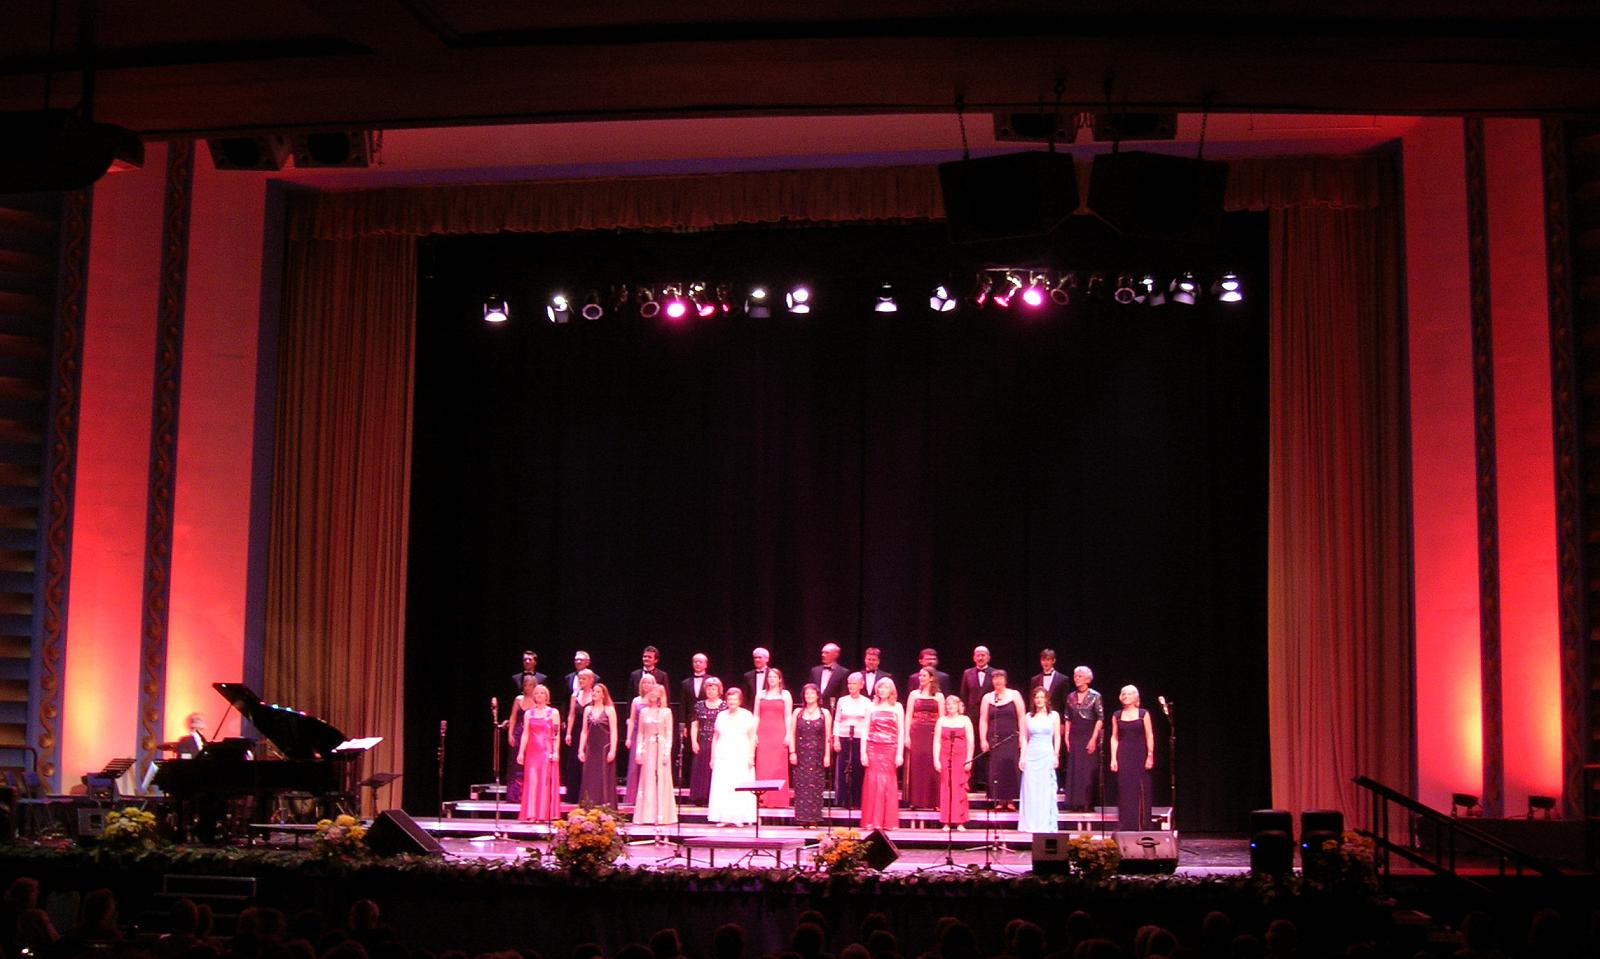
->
[
  {"left": 1086, "top": 151, "right": 1229, "bottom": 244},
  {"left": 862, "top": 828, "right": 901, "bottom": 870},
  {"left": 939, "top": 151, "right": 1081, "bottom": 262},
  {"left": 1114, "top": 831, "right": 1179, "bottom": 874},
  {"left": 1250, "top": 829, "right": 1294, "bottom": 875},
  {"left": 366, "top": 810, "right": 444, "bottom": 856},
  {"left": 1030, "top": 832, "right": 1075, "bottom": 876}
]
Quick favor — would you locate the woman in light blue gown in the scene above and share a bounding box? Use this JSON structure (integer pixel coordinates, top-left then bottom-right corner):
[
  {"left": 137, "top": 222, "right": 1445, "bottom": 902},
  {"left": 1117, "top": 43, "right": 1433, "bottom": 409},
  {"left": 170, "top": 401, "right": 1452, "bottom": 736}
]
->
[{"left": 1018, "top": 685, "right": 1062, "bottom": 834}]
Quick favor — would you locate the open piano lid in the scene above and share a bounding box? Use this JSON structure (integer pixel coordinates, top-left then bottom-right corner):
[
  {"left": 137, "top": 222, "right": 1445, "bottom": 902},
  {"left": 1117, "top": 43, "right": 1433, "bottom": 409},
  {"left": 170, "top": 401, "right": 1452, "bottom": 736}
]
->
[{"left": 213, "top": 682, "right": 349, "bottom": 760}]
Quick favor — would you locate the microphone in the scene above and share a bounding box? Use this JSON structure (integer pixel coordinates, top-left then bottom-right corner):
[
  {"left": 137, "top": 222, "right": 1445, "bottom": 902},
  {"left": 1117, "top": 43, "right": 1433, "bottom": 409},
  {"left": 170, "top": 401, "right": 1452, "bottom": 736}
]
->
[{"left": 1157, "top": 696, "right": 1171, "bottom": 715}]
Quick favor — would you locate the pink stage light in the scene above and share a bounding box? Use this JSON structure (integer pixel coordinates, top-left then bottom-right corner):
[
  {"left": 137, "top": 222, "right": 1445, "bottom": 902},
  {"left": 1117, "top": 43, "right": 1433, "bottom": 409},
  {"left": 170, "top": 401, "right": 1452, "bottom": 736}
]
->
[
  {"left": 1021, "top": 286, "right": 1045, "bottom": 308},
  {"left": 664, "top": 299, "right": 688, "bottom": 320}
]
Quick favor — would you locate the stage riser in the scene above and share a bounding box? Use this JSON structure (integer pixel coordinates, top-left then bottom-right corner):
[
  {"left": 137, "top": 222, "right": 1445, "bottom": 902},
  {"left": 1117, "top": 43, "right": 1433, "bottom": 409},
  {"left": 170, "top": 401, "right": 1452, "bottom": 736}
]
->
[{"left": 444, "top": 800, "right": 1174, "bottom": 831}]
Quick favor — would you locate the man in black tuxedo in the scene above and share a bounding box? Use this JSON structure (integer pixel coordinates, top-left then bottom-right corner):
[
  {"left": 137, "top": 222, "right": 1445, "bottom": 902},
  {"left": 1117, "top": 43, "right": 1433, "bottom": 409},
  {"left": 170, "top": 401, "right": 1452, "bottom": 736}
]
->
[
  {"left": 958, "top": 645, "right": 995, "bottom": 718},
  {"left": 809, "top": 642, "right": 850, "bottom": 710},
  {"left": 742, "top": 646, "right": 772, "bottom": 701},
  {"left": 626, "top": 645, "right": 671, "bottom": 702},
  {"left": 562, "top": 650, "right": 597, "bottom": 710},
  {"left": 679, "top": 651, "right": 712, "bottom": 713},
  {"left": 511, "top": 650, "right": 547, "bottom": 696},
  {"left": 958, "top": 645, "right": 995, "bottom": 786},
  {"left": 858, "top": 647, "right": 887, "bottom": 698},
  {"left": 1030, "top": 647, "right": 1071, "bottom": 715},
  {"left": 906, "top": 647, "right": 952, "bottom": 696}
]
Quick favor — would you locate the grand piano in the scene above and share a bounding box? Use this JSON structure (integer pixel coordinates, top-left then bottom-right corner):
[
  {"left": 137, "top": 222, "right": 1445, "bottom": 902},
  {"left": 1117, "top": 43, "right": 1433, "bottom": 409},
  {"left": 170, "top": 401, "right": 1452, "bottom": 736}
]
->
[{"left": 152, "top": 683, "right": 366, "bottom": 839}]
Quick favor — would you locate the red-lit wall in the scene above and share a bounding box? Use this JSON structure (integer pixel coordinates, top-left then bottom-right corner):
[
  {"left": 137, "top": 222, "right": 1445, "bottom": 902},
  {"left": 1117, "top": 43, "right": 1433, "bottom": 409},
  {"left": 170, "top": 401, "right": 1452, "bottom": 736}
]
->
[
  {"left": 163, "top": 161, "right": 269, "bottom": 741},
  {"left": 62, "top": 144, "right": 166, "bottom": 782},
  {"left": 1404, "top": 119, "right": 1483, "bottom": 812},
  {"left": 1484, "top": 119, "right": 1561, "bottom": 814}
]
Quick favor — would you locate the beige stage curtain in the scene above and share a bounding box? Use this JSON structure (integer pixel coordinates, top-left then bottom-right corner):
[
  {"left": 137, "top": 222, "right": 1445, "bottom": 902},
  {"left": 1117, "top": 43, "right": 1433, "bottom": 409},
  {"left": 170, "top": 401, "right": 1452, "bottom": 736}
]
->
[
  {"left": 1260, "top": 172, "right": 1413, "bottom": 822},
  {"left": 267, "top": 235, "right": 416, "bottom": 813}
]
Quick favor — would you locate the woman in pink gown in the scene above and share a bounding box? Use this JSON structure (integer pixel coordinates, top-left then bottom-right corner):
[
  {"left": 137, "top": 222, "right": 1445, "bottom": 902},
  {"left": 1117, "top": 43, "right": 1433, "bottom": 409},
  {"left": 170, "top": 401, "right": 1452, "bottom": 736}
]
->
[
  {"left": 753, "top": 668, "right": 793, "bottom": 807},
  {"left": 516, "top": 684, "right": 561, "bottom": 821},
  {"left": 859, "top": 677, "right": 904, "bottom": 830}
]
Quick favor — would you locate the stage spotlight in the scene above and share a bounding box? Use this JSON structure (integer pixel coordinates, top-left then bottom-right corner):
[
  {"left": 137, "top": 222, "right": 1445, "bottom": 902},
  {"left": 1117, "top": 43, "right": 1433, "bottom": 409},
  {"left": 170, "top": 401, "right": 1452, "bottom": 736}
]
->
[
  {"left": 1450, "top": 792, "right": 1481, "bottom": 817},
  {"left": 638, "top": 287, "right": 661, "bottom": 318},
  {"left": 1049, "top": 274, "right": 1075, "bottom": 306},
  {"left": 662, "top": 285, "right": 689, "bottom": 320},
  {"left": 972, "top": 274, "right": 994, "bottom": 307},
  {"left": 992, "top": 272, "right": 1023, "bottom": 308},
  {"left": 1085, "top": 272, "right": 1106, "bottom": 301},
  {"left": 786, "top": 285, "right": 812, "bottom": 314},
  {"left": 746, "top": 286, "right": 771, "bottom": 318},
  {"left": 482, "top": 295, "right": 509, "bottom": 324},
  {"left": 689, "top": 282, "right": 716, "bottom": 318},
  {"left": 715, "top": 282, "right": 735, "bottom": 315},
  {"left": 1021, "top": 274, "right": 1048, "bottom": 309},
  {"left": 929, "top": 285, "right": 958, "bottom": 313},
  {"left": 1113, "top": 275, "right": 1137, "bottom": 305},
  {"left": 1137, "top": 274, "right": 1165, "bottom": 307},
  {"left": 1170, "top": 273, "right": 1199, "bottom": 305},
  {"left": 1527, "top": 795, "right": 1556, "bottom": 819},
  {"left": 546, "top": 293, "right": 572, "bottom": 324},
  {"left": 580, "top": 290, "right": 604, "bottom": 321},
  {"left": 1213, "top": 272, "right": 1244, "bottom": 303},
  {"left": 875, "top": 283, "right": 899, "bottom": 313}
]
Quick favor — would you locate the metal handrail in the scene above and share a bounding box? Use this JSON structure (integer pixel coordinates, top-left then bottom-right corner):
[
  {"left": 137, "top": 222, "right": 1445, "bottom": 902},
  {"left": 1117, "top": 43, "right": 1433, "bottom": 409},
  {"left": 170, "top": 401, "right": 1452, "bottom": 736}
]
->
[{"left": 1352, "top": 775, "right": 1565, "bottom": 880}]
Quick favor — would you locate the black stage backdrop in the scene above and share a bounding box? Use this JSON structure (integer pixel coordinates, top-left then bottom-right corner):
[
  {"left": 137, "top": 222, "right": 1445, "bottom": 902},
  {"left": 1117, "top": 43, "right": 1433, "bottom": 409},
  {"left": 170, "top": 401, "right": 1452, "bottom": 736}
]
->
[{"left": 405, "top": 219, "right": 1269, "bottom": 832}]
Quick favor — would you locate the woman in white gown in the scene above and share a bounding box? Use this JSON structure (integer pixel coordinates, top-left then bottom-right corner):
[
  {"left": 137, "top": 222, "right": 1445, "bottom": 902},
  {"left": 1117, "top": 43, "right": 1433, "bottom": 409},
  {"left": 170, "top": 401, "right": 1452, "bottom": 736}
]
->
[{"left": 707, "top": 686, "right": 759, "bottom": 826}]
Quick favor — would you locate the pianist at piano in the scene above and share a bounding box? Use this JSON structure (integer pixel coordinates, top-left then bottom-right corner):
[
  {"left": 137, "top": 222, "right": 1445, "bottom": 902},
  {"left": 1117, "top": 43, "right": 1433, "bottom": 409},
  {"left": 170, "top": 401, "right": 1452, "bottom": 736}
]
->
[{"left": 150, "top": 683, "right": 382, "bottom": 841}]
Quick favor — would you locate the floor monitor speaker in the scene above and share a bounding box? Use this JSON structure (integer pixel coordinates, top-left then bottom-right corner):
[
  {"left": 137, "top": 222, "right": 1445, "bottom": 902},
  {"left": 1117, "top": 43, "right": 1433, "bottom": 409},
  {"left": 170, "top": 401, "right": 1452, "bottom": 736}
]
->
[
  {"left": 1030, "top": 832, "right": 1074, "bottom": 876},
  {"left": 1114, "top": 830, "right": 1179, "bottom": 874},
  {"left": 366, "top": 809, "right": 444, "bottom": 856},
  {"left": 862, "top": 828, "right": 901, "bottom": 870}
]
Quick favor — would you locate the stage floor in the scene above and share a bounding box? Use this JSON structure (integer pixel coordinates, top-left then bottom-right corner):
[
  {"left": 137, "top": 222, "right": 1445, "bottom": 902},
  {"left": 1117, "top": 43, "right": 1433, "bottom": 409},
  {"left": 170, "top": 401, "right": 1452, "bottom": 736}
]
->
[{"left": 359, "top": 818, "right": 1251, "bottom": 876}]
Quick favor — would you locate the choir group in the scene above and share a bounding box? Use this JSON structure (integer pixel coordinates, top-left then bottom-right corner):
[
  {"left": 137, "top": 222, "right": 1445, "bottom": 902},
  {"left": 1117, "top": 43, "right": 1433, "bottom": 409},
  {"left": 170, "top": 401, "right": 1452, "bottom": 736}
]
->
[{"left": 504, "top": 643, "right": 1157, "bottom": 835}]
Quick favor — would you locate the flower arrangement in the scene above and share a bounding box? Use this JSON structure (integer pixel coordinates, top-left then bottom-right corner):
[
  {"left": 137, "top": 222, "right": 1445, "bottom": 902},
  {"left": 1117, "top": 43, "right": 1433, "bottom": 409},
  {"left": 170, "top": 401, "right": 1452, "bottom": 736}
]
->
[
  {"left": 1066, "top": 835, "right": 1122, "bottom": 881},
  {"left": 1311, "top": 830, "right": 1379, "bottom": 892},
  {"left": 550, "top": 805, "right": 627, "bottom": 873},
  {"left": 813, "top": 828, "right": 870, "bottom": 873},
  {"left": 98, "top": 807, "right": 161, "bottom": 850},
  {"left": 312, "top": 815, "right": 369, "bottom": 858}
]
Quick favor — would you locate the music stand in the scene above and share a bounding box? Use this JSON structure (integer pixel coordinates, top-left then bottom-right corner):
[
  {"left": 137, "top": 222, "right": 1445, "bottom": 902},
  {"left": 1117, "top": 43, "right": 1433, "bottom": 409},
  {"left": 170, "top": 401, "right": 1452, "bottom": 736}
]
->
[
  {"left": 735, "top": 779, "right": 787, "bottom": 838},
  {"left": 358, "top": 773, "right": 401, "bottom": 815}
]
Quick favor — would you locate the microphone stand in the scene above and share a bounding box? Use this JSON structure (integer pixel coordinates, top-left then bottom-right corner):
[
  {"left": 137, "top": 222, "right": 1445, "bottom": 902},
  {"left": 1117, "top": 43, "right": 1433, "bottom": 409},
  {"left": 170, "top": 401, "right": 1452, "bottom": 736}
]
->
[
  {"left": 1161, "top": 698, "right": 1176, "bottom": 833},
  {"left": 436, "top": 720, "right": 448, "bottom": 820},
  {"left": 491, "top": 699, "right": 507, "bottom": 840},
  {"left": 966, "top": 731, "right": 1018, "bottom": 867},
  {"left": 657, "top": 722, "right": 690, "bottom": 863}
]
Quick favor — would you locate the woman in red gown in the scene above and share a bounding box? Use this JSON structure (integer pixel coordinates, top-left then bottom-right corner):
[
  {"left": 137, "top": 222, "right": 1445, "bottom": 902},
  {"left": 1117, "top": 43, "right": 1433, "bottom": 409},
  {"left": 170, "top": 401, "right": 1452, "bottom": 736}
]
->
[
  {"left": 753, "top": 667, "right": 793, "bottom": 807},
  {"left": 933, "top": 694, "right": 974, "bottom": 829},
  {"left": 859, "top": 677, "right": 905, "bottom": 830},
  {"left": 516, "top": 684, "right": 561, "bottom": 821},
  {"left": 904, "top": 668, "right": 942, "bottom": 809}
]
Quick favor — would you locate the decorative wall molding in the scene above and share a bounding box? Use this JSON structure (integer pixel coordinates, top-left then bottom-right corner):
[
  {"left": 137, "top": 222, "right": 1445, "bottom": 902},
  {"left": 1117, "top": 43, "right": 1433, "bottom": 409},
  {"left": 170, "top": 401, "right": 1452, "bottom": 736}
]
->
[
  {"left": 34, "top": 189, "right": 92, "bottom": 789},
  {"left": 1541, "top": 120, "right": 1585, "bottom": 819},
  {"left": 136, "top": 141, "right": 194, "bottom": 780},
  {"left": 1464, "top": 117, "right": 1505, "bottom": 817}
]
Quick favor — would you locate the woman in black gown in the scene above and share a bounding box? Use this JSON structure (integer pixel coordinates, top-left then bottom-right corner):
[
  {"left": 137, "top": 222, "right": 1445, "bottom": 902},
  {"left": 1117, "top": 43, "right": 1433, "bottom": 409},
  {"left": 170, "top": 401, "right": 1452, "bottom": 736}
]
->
[
  {"left": 578, "top": 683, "right": 619, "bottom": 805},
  {"left": 1063, "top": 666, "right": 1104, "bottom": 810},
  {"left": 789, "top": 683, "right": 832, "bottom": 826},
  {"left": 979, "top": 669, "right": 1025, "bottom": 811},
  {"left": 1109, "top": 684, "right": 1154, "bottom": 831},
  {"left": 689, "top": 677, "right": 726, "bottom": 806}
]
